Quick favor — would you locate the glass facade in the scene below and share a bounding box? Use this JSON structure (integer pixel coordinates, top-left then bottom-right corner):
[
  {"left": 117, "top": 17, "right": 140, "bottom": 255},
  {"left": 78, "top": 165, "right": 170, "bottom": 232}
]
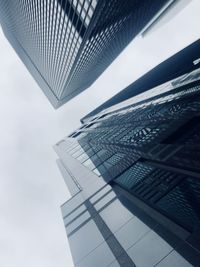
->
[
  {"left": 81, "top": 40, "right": 200, "bottom": 122},
  {"left": 0, "top": 0, "right": 170, "bottom": 107},
  {"left": 56, "top": 67, "right": 200, "bottom": 266}
]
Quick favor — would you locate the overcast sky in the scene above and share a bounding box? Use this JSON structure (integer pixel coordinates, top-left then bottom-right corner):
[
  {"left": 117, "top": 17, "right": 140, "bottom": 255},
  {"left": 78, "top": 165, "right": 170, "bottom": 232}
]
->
[{"left": 0, "top": 1, "right": 199, "bottom": 267}]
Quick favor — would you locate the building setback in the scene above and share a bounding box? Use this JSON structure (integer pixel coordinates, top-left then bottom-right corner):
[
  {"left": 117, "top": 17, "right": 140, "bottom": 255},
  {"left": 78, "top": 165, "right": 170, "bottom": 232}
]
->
[
  {"left": 0, "top": 0, "right": 172, "bottom": 108},
  {"left": 55, "top": 59, "right": 200, "bottom": 266}
]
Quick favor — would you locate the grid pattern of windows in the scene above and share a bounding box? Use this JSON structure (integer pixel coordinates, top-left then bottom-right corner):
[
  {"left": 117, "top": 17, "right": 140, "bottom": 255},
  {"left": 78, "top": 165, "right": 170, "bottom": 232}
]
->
[
  {"left": 157, "top": 177, "right": 200, "bottom": 232},
  {"left": 114, "top": 160, "right": 200, "bottom": 233},
  {"left": 74, "top": 80, "right": 200, "bottom": 153},
  {"left": 68, "top": 0, "right": 97, "bottom": 27},
  {"left": 58, "top": 74, "right": 200, "bottom": 183},
  {"left": 55, "top": 69, "right": 200, "bottom": 265},
  {"left": 0, "top": 0, "right": 97, "bottom": 100},
  {"left": 163, "top": 116, "right": 200, "bottom": 146},
  {"left": 115, "top": 162, "right": 154, "bottom": 189},
  {"left": 1, "top": 0, "right": 169, "bottom": 106},
  {"left": 64, "top": 0, "right": 169, "bottom": 98}
]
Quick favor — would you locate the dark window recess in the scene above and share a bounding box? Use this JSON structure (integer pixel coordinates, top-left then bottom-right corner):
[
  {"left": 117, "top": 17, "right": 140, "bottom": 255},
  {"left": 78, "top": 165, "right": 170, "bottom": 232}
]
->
[
  {"left": 115, "top": 162, "right": 154, "bottom": 189},
  {"left": 91, "top": 117, "right": 97, "bottom": 121},
  {"left": 68, "top": 132, "right": 76, "bottom": 137},
  {"left": 98, "top": 114, "right": 109, "bottom": 119},
  {"left": 71, "top": 132, "right": 84, "bottom": 138},
  {"left": 114, "top": 161, "right": 200, "bottom": 233},
  {"left": 79, "top": 125, "right": 86, "bottom": 130},
  {"left": 157, "top": 177, "right": 200, "bottom": 232},
  {"left": 167, "top": 146, "right": 200, "bottom": 172},
  {"left": 163, "top": 116, "right": 200, "bottom": 145},
  {"left": 57, "top": 0, "right": 86, "bottom": 38},
  {"left": 85, "top": 123, "right": 94, "bottom": 128}
]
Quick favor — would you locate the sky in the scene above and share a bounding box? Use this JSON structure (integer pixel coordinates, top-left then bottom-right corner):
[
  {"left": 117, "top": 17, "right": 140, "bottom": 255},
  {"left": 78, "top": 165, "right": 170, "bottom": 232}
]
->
[{"left": 0, "top": 1, "right": 199, "bottom": 267}]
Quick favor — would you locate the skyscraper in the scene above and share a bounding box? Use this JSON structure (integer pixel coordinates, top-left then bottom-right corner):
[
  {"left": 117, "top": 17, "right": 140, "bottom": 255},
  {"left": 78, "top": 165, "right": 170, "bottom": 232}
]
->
[
  {"left": 81, "top": 39, "right": 200, "bottom": 123},
  {"left": 55, "top": 55, "right": 200, "bottom": 266},
  {"left": 0, "top": 0, "right": 172, "bottom": 108}
]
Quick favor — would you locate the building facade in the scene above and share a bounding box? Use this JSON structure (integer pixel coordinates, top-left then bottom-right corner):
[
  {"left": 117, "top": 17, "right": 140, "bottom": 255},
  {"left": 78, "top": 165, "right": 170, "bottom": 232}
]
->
[
  {"left": 81, "top": 39, "right": 200, "bottom": 123},
  {"left": 0, "top": 0, "right": 172, "bottom": 107},
  {"left": 55, "top": 65, "right": 200, "bottom": 266}
]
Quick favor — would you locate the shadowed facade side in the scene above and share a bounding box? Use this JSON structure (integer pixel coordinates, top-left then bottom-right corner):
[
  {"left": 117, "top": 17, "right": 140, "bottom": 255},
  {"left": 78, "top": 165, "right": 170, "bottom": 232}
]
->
[
  {"left": 55, "top": 44, "right": 200, "bottom": 266},
  {"left": 82, "top": 39, "right": 200, "bottom": 123}
]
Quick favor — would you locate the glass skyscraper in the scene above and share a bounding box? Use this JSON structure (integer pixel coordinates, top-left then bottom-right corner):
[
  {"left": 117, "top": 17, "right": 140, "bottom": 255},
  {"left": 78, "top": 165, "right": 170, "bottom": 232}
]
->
[
  {"left": 55, "top": 46, "right": 200, "bottom": 266},
  {"left": 0, "top": 0, "right": 171, "bottom": 107},
  {"left": 82, "top": 40, "right": 200, "bottom": 123}
]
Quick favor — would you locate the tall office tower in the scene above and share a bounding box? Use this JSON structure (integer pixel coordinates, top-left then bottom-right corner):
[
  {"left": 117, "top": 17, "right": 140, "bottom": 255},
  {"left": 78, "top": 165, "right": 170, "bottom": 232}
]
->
[
  {"left": 55, "top": 65, "right": 200, "bottom": 267},
  {"left": 82, "top": 39, "right": 200, "bottom": 123},
  {"left": 55, "top": 60, "right": 200, "bottom": 265},
  {"left": 0, "top": 0, "right": 172, "bottom": 108}
]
